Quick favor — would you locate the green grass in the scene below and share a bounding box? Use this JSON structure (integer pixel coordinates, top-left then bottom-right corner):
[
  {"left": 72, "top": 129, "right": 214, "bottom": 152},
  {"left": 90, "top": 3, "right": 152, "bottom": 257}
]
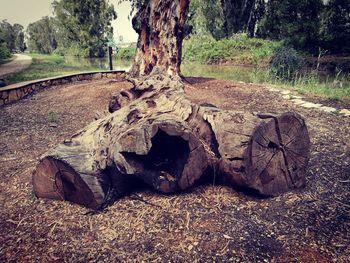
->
[
  {"left": 5, "top": 51, "right": 349, "bottom": 102},
  {"left": 182, "top": 34, "right": 282, "bottom": 66},
  {"left": 182, "top": 63, "right": 350, "bottom": 101},
  {"left": 279, "top": 72, "right": 350, "bottom": 101},
  {"left": 6, "top": 53, "right": 101, "bottom": 84}
]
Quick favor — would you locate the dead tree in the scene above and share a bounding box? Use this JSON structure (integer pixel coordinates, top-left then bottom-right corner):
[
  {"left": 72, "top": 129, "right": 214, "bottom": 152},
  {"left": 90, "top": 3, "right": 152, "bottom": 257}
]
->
[
  {"left": 33, "top": 73, "right": 310, "bottom": 209},
  {"left": 32, "top": 0, "right": 310, "bottom": 209}
]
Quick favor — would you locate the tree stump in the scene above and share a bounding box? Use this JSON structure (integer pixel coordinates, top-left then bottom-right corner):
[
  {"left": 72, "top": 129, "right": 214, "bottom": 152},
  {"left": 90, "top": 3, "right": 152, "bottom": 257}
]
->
[
  {"left": 33, "top": 73, "right": 311, "bottom": 209},
  {"left": 201, "top": 109, "right": 310, "bottom": 196}
]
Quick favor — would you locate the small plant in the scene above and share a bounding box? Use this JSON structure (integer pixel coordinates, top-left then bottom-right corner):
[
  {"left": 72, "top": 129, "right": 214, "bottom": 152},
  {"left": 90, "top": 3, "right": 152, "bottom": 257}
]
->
[
  {"left": 0, "top": 43, "right": 11, "bottom": 61},
  {"left": 114, "top": 47, "right": 136, "bottom": 60},
  {"left": 48, "top": 111, "right": 59, "bottom": 123},
  {"left": 269, "top": 46, "right": 304, "bottom": 81}
]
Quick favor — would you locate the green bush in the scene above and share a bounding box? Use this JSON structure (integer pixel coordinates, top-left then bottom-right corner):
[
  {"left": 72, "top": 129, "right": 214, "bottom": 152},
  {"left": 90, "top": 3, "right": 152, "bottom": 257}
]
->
[
  {"left": 64, "top": 44, "right": 90, "bottom": 58},
  {"left": 114, "top": 47, "right": 135, "bottom": 60},
  {"left": 182, "top": 34, "right": 282, "bottom": 65},
  {"left": 269, "top": 46, "right": 304, "bottom": 80},
  {"left": 0, "top": 43, "right": 11, "bottom": 60},
  {"left": 52, "top": 47, "right": 65, "bottom": 56}
]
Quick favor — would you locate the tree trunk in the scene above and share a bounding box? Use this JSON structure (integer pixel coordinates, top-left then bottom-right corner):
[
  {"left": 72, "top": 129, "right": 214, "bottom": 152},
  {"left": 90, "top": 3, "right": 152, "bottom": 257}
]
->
[
  {"left": 33, "top": 73, "right": 310, "bottom": 209},
  {"left": 201, "top": 109, "right": 310, "bottom": 196},
  {"left": 32, "top": 0, "right": 311, "bottom": 209},
  {"left": 130, "top": 0, "right": 189, "bottom": 77}
]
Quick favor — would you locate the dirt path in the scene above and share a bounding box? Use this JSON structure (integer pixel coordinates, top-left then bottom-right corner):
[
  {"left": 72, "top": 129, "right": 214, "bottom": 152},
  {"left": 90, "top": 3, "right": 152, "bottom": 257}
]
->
[
  {"left": 0, "top": 78, "right": 349, "bottom": 262},
  {"left": 0, "top": 54, "right": 32, "bottom": 78}
]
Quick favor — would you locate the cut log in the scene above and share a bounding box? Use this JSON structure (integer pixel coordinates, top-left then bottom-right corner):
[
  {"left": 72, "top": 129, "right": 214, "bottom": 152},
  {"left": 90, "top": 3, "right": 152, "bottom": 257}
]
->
[
  {"left": 33, "top": 134, "right": 133, "bottom": 209},
  {"left": 33, "top": 73, "right": 311, "bottom": 209},
  {"left": 33, "top": 74, "right": 209, "bottom": 208},
  {"left": 200, "top": 109, "right": 310, "bottom": 196}
]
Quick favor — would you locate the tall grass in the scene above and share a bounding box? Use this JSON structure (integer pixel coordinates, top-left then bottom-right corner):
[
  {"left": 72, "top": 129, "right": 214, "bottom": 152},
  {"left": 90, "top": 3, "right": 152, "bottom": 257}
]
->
[
  {"left": 276, "top": 70, "right": 350, "bottom": 101},
  {"left": 182, "top": 34, "right": 282, "bottom": 65}
]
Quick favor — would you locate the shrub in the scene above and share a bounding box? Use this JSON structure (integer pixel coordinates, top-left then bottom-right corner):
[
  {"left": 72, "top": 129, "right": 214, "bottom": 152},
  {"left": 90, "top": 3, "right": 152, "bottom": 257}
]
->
[
  {"left": 269, "top": 46, "right": 304, "bottom": 80},
  {"left": 114, "top": 47, "right": 135, "bottom": 60},
  {"left": 182, "top": 34, "right": 282, "bottom": 65},
  {"left": 0, "top": 43, "right": 11, "bottom": 60}
]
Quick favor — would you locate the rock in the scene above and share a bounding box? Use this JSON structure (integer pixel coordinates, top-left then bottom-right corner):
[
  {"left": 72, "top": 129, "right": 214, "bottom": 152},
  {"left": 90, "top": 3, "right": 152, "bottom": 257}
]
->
[
  {"left": 92, "top": 73, "right": 102, "bottom": 80},
  {"left": 300, "top": 102, "right": 323, "bottom": 109},
  {"left": 281, "top": 90, "right": 291, "bottom": 95},
  {"left": 8, "top": 90, "right": 18, "bottom": 102},
  {"left": 339, "top": 109, "right": 350, "bottom": 116},
  {"left": 1, "top": 91, "right": 8, "bottom": 99},
  {"left": 320, "top": 106, "right": 337, "bottom": 113},
  {"left": 291, "top": 99, "right": 307, "bottom": 105},
  {"left": 290, "top": 95, "right": 303, "bottom": 99},
  {"left": 0, "top": 80, "right": 6, "bottom": 87},
  {"left": 282, "top": 95, "right": 291, "bottom": 100},
  {"left": 267, "top": 87, "right": 279, "bottom": 92}
]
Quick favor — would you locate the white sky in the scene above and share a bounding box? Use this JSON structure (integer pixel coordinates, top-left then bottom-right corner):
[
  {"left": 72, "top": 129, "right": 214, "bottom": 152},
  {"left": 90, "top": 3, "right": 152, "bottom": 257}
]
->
[{"left": 0, "top": 0, "right": 138, "bottom": 43}]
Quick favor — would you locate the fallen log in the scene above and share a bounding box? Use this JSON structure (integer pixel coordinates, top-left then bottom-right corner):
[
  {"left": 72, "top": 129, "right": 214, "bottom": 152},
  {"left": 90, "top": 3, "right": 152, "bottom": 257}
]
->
[
  {"left": 33, "top": 73, "right": 311, "bottom": 209},
  {"left": 200, "top": 109, "right": 310, "bottom": 196}
]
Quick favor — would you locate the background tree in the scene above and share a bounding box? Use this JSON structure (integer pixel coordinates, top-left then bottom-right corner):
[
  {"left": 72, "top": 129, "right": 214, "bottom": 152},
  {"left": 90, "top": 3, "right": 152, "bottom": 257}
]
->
[
  {"left": 53, "top": 0, "right": 117, "bottom": 57},
  {"left": 0, "top": 20, "right": 26, "bottom": 52},
  {"left": 15, "top": 31, "right": 26, "bottom": 52},
  {"left": 320, "top": 0, "right": 350, "bottom": 54},
  {"left": 27, "top": 17, "right": 58, "bottom": 54},
  {"left": 129, "top": 0, "right": 190, "bottom": 76},
  {"left": 186, "top": 0, "right": 265, "bottom": 39},
  {"left": 0, "top": 22, "right": 12, "bottom": 60},
  {"left": 257, "top": 0, "right": 323, "bottom": 51},
  {"left": 0, "top": 20, "right": 26, "bottom": 59},
  {"left": 220, "top": 0, "right": 264, "bottom": 37},
  {"left": 187, "top": 0, "right": 226, "bottom": 40}
]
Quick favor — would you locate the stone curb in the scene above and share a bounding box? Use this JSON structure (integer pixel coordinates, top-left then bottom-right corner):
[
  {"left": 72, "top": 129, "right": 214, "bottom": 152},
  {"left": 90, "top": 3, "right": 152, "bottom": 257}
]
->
[
  {"left": 0, "top": 70, "right": 126, "bottom": 107},
  {"left": 267, "top": 87, "right": 350, "bottom": 117}
]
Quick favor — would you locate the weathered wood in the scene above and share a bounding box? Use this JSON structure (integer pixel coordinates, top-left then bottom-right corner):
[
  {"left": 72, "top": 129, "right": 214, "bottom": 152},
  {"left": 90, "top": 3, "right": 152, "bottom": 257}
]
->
[
  {"left": 115, "top": 118, "right": 208, "bottom": 193},
  {"left": 130, "top": 0, "right": 189, "bottom": 77},
  {"left": 201, "top": 109, "right": 310, "bottom": 196},
  {"left": 33, "top": 73, "right": 311, "bottom": 208},
  {"left": 33, "top": 73, "right": 209, "bottom": 208},
  {"left": 33, "top": 126, "right": 134, "bottom": 209}
]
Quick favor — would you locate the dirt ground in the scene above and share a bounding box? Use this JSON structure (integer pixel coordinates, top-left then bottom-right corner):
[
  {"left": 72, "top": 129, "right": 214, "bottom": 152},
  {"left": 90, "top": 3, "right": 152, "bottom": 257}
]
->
[
  {"left": 0, "top": 77, "right": 349, "bottom": 262},
  {"left": 0, "top": 54, "right": 32, "bottom": 78}
]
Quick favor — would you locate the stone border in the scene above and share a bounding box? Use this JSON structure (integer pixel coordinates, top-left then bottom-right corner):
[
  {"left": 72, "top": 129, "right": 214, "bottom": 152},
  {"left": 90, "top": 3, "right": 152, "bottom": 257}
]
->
[
  {"left": 266, "top": 86, "right": 350, "bottom": 117},
  {"left": 0, "top": 70, "right": 126, "bottom": 106}
]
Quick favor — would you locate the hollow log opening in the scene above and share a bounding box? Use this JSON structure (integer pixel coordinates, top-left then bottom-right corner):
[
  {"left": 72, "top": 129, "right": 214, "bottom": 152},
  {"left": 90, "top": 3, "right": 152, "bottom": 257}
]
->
[
  {"left": 122, "top": 129, "right": 190, "bottom": 193},
  {"left": 114, "top": 118, "right": 209, "bottom": 195}
]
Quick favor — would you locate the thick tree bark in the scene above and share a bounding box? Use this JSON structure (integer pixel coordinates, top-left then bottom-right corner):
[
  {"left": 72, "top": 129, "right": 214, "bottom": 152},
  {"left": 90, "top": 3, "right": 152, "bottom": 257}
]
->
[
  {"left": 33, "top": 73, "right": 310, "bottom": 209},
  {"left": 130, "top": 0, "right": 189, "bottom": 77},
  {"left": 202, "top": 109, "right": 310, "bottom": 196}
]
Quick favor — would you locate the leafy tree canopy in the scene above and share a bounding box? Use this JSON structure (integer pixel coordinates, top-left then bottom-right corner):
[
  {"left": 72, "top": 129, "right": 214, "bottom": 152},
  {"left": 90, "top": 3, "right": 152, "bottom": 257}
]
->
[
  {"left": 53, "top": 0, "right": 117, "bottom": 57},
  {"left": 27, "top": 17, "right": 58, "bottom": 54},
  {"left": 0, "top": 20, "right": 26, "bottom": 52}
]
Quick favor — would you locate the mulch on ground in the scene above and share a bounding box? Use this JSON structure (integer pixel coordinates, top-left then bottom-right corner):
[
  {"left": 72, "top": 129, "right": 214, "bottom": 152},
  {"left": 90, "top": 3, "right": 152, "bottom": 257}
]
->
[{"left": 0, "top": 77, "right": 349, "bottom": 262}]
